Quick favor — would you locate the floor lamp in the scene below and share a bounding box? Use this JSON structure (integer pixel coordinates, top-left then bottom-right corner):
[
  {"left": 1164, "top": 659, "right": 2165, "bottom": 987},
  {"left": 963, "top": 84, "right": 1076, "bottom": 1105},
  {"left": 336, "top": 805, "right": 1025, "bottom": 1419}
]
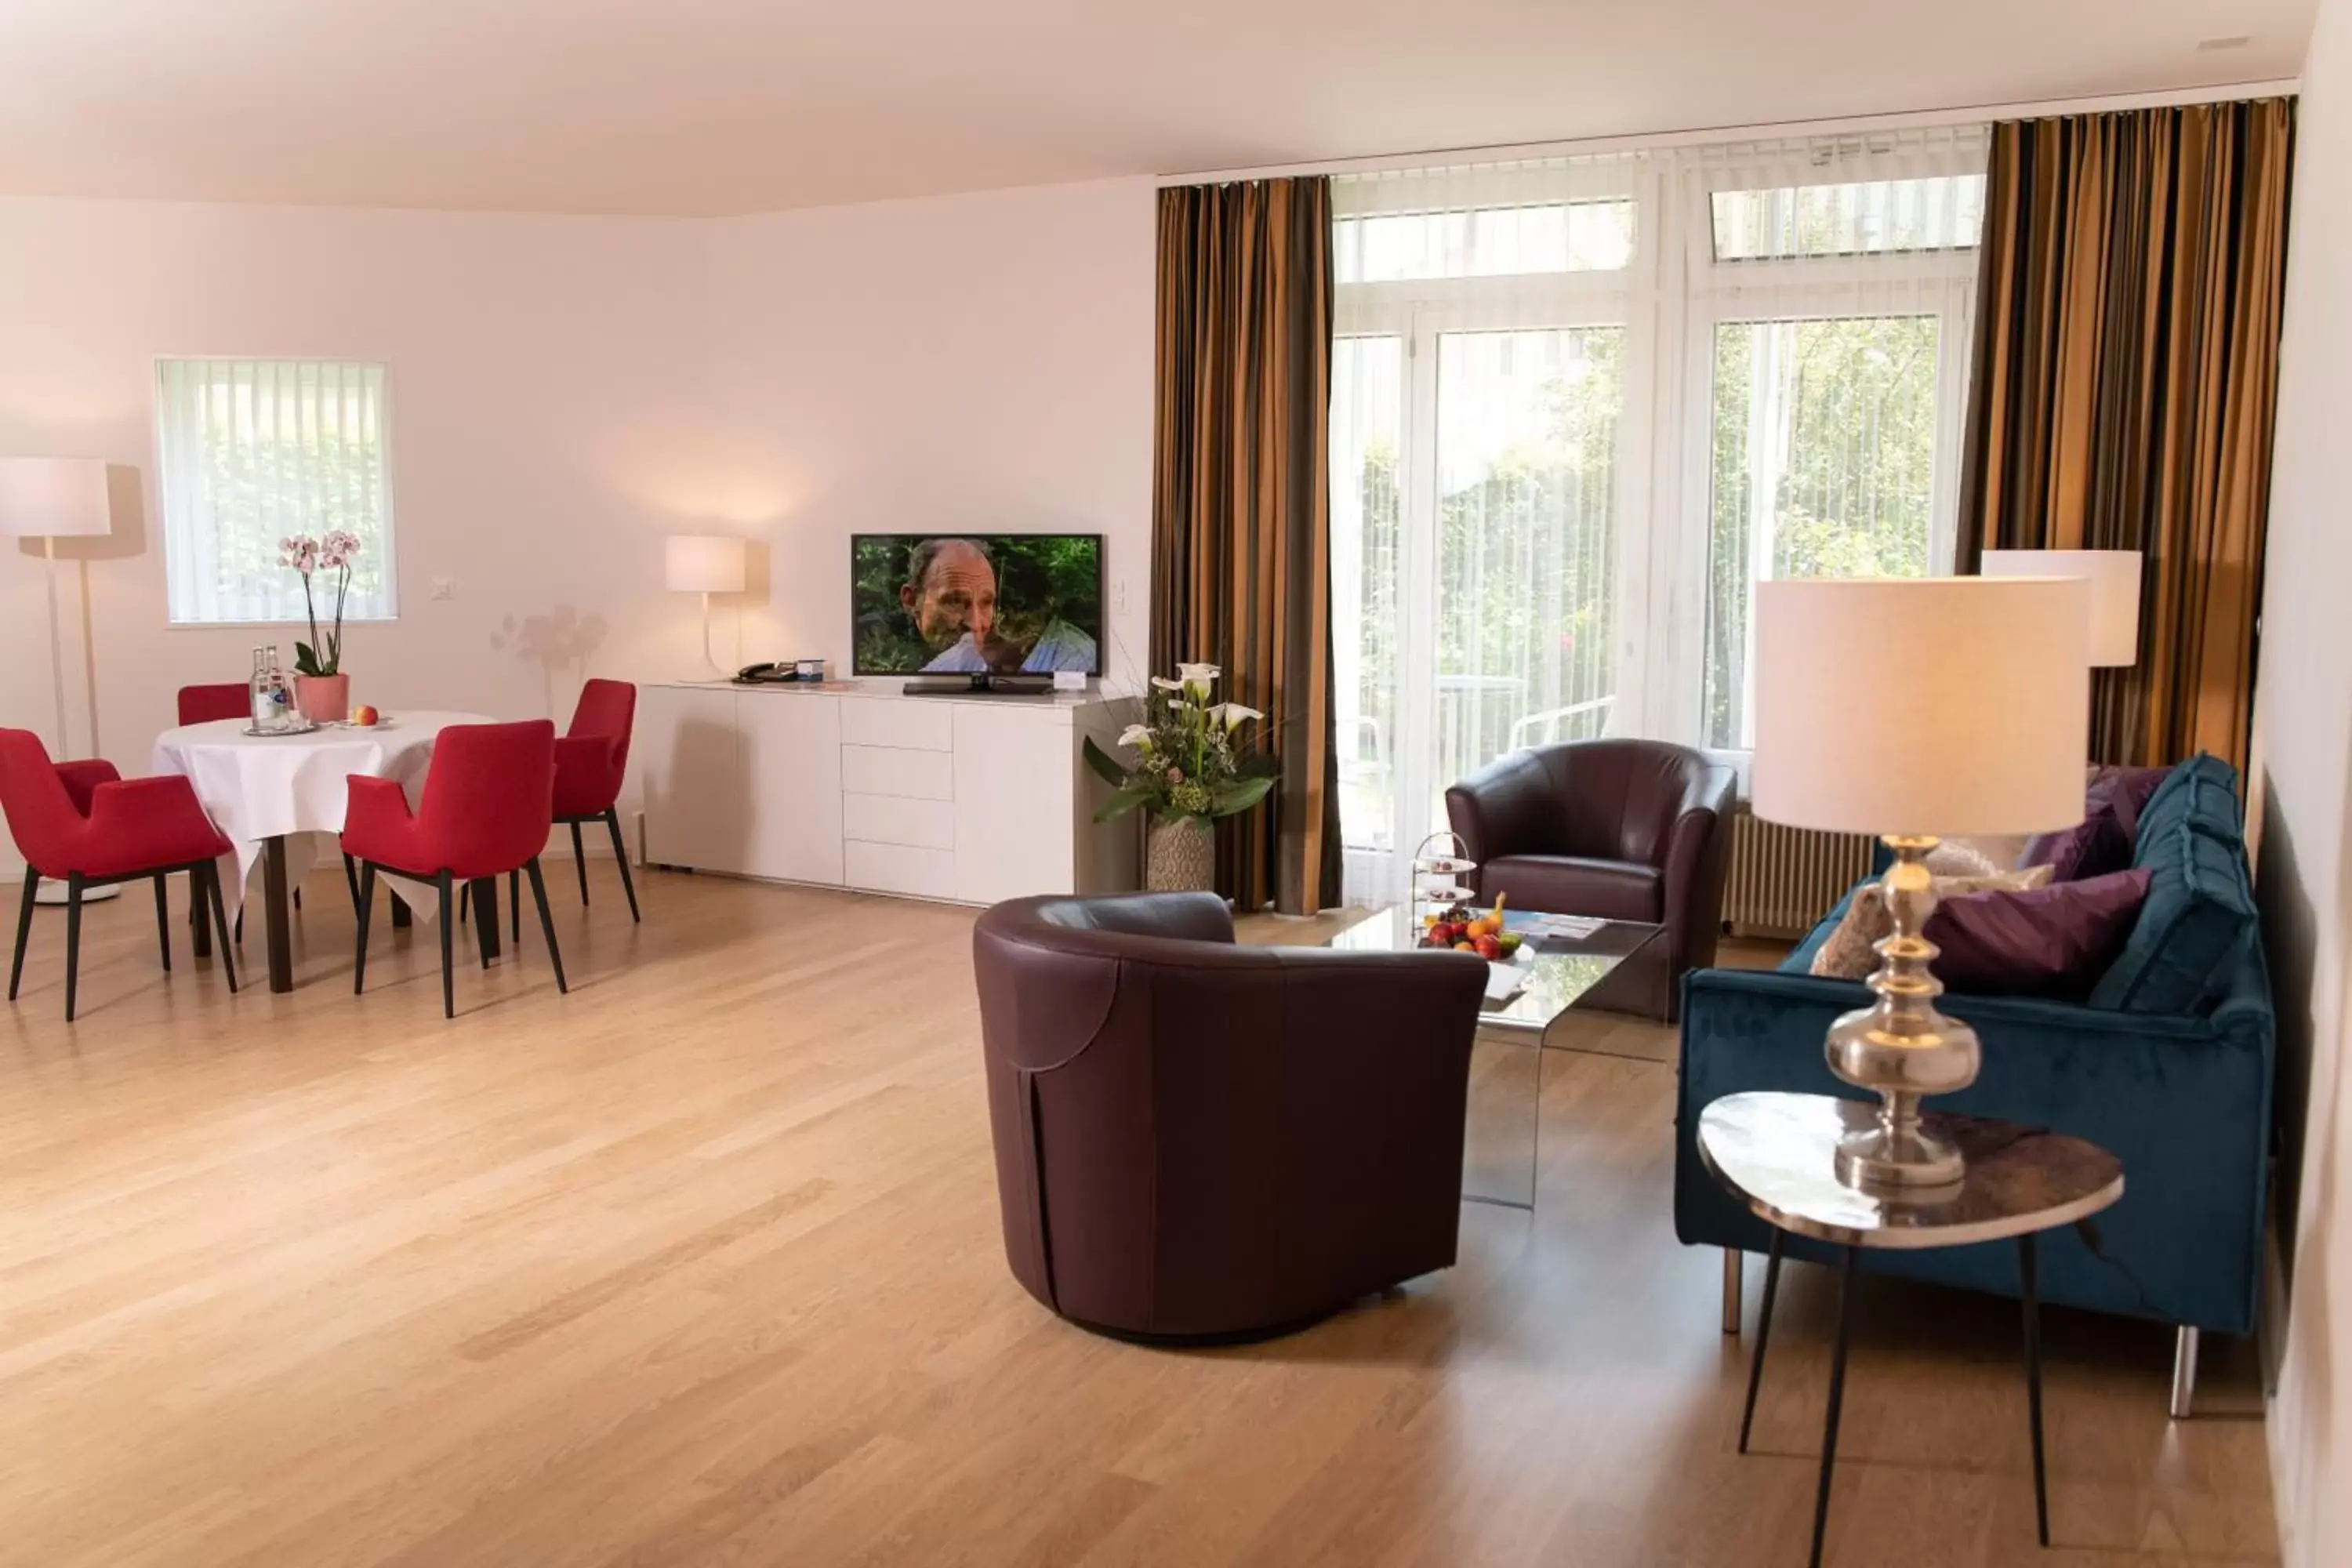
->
[
  {"left": 1981, "top": 549, "right": 2142, "bottom": 671},
  {"left": 0, "top": 457, "right": 122, "bottom": 905}
]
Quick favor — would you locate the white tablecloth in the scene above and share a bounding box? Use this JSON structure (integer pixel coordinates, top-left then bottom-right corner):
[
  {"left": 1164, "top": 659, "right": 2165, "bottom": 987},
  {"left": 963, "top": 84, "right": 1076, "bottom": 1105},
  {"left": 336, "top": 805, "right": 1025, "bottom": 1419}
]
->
[{"left": 152, "top": 712, "right": 492, "bottom": 920}]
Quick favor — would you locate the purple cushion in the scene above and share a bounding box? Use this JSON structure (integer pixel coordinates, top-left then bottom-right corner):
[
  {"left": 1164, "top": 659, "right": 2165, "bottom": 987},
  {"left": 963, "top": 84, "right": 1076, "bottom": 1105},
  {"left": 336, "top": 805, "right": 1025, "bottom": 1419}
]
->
[
  {"left": 2021, "top": 801, "right": 2133, "bottom": 883},
  {"left": 1924, "top": 867, "right": 2154, "bottom": 1000},
  {"left": 2092, "top": 764, "right": 2172, "bottom": 840}
]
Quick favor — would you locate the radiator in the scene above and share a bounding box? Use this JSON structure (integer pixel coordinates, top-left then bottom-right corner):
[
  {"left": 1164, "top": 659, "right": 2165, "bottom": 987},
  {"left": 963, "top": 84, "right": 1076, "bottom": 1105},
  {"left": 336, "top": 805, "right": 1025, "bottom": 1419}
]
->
[{"left": 1722, "top": 805, "right": 1873, "bottom": 939}]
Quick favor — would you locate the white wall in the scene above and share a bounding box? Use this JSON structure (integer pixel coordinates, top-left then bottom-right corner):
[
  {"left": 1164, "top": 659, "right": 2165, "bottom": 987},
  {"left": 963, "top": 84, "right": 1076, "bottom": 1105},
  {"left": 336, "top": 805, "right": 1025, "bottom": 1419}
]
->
[
  {"left": 2253, "top": 1, "right": 2352, "bottom": 1561},
  {"left": 0, "top": 178, "right": 1156, "bottom": 876},
  {"left": 706, "top": 180, "right": 1156, "bottom": 683}
]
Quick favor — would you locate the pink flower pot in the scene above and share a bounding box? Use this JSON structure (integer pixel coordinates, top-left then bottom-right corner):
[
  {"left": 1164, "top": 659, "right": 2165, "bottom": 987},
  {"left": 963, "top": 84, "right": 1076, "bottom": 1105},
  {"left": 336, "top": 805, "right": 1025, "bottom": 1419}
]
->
[{"left": 295, "top": 673, "right": 350, "bottom": 724}]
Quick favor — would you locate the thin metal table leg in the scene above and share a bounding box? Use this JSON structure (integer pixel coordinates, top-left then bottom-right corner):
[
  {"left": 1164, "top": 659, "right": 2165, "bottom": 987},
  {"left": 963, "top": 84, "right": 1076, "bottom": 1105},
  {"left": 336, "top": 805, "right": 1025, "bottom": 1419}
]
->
[
  {"left": 2022, "top": 1233, "right": 2049, "bottom": 1547},
  {"left": 1739, "top": 1229, "right": 1785, "bottom": 1454},
  {"left": 2170, "top": 1327, "right": 2200, "bottom": 1420},
  {"left": 1809, "top": 1245, "right": 1858, "bottom": 1568}
]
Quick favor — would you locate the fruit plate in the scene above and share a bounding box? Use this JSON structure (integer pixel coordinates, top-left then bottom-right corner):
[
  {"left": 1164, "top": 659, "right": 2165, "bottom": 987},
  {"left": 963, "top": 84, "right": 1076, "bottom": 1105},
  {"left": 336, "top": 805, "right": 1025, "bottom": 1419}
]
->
[{"left": 1417, "top": 902, "right": 1524, "bottom": 960}]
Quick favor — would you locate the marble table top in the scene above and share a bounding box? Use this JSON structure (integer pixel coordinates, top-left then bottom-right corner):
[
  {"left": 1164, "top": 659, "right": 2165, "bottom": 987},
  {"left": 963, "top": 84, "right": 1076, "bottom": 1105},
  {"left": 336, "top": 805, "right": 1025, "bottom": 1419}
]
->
[{"left": 1696, "top": 1091, "right": 2125, "bottom": 1250}]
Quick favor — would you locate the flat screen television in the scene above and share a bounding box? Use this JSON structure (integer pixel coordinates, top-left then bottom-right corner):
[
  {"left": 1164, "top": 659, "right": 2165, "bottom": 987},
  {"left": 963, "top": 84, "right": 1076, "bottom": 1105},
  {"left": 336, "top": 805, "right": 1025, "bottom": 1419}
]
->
[{"left": 851, "top": 533, "right": 1104, "bottom": 677}]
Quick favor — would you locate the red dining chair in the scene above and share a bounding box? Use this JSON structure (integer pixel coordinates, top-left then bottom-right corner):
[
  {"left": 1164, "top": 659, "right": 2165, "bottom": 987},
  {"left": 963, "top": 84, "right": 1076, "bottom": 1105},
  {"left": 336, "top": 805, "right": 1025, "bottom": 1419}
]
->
[
  {"left": 344, "top": 720, "right": 564, "bottom": 1018},
  {"left": 1, "top": 728, "right": 238, "bottom": 1022},
  {"left": 461, "top": 680, "right": 640, "bottom": 944},
  {"left": 555, "top": 679, "right": 640, "bottom": 921},
  {"left": 175, "top": 682, "right": 341, "bottom": 924},
  {"left": 176, "top": 684, "right": 249, "bottom": 725}
]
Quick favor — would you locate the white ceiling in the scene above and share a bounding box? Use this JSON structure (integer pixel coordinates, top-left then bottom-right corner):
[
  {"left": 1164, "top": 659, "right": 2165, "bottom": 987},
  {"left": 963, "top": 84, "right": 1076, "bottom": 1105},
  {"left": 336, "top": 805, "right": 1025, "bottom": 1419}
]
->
[{"left": 0, "top": 0, "right": 2314, "bottom": 216}]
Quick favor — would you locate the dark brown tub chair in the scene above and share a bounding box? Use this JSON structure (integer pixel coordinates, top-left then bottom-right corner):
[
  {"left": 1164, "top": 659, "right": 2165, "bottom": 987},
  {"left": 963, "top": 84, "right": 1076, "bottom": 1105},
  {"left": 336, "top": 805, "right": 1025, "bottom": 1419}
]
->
[{"left": 972, "top": 891, "right": 1486, "bottom": 1341}]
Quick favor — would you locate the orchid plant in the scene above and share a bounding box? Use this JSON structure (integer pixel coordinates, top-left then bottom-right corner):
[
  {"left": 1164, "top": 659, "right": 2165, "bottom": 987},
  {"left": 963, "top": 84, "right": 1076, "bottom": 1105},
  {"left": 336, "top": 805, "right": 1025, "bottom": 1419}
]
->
[
  {"left": 280, "top": 530, "right": 364, "bottom": 677},
  {"left": 1082, "top": 662, "right": 1279, "bottom": 826}
]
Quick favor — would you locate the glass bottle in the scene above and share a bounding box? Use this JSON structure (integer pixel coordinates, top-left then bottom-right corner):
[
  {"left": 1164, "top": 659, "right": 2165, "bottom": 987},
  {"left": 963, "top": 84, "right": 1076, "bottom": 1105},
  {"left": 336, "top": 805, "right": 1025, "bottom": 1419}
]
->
[
  {"left": 249, "top": 646, "right": 272, "bottom": 730},
  {"left": 264, "top": 644, "right": 293, "bottom": 731}
]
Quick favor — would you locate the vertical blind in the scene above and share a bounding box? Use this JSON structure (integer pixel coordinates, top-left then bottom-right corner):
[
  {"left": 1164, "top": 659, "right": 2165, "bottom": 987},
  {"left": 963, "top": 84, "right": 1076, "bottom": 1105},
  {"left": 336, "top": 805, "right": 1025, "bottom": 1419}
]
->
[
  {"left": 1328, "top": 129, "right": 1986, "bottom": 904},
  {"left": 156, "top": 358, "right": 397, "bottom": 625}
]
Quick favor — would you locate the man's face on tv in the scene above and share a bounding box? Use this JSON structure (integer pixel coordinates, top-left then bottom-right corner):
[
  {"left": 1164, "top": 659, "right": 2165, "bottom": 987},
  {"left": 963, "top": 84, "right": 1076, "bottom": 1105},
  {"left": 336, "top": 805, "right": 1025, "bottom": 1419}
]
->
[{"left": 902, "top": 543, "right": 997, "bottom": 652}]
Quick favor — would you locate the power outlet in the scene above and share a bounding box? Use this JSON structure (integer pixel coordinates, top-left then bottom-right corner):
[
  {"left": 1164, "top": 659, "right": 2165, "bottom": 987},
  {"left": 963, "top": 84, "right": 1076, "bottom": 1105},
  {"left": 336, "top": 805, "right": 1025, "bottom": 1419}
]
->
[{"left": 430, "top": 576, "right": 455, "bottom": 601}]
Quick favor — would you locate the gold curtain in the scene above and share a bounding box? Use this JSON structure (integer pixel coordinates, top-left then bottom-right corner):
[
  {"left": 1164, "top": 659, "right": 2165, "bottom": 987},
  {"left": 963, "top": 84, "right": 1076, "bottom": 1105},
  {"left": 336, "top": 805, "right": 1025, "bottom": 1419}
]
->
[
  {"left": 1958, "top": 99, "right": 2296, "bottom": 772},
  {"left": 1152, "top": 178, "right": 1341, "bottom": 914}
]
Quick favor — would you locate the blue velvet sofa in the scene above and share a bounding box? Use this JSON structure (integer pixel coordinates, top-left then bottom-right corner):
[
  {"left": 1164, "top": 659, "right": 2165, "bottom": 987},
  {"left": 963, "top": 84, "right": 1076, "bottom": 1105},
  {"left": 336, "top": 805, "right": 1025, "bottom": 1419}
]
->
[{"left": 1675, "top": 755, "right": 2273, "bottom": 1410}]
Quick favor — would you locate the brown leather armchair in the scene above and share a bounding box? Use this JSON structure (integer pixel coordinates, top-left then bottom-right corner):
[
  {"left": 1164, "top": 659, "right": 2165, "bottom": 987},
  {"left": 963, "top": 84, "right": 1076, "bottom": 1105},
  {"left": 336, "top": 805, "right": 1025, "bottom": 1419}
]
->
[
  {"left": 1444, "top": 739, "right": 1737, "bottom": 1019},
  {"left": 972, "top": 891, "right": 1487, "bottom": 1341}
]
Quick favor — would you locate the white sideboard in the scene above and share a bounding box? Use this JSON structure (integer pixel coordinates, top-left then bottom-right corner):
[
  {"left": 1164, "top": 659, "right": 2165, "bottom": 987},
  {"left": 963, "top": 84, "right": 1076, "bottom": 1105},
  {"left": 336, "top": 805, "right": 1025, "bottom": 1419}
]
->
[{"left": 637, "top": 681, "right": 1141, "bottom": 906}]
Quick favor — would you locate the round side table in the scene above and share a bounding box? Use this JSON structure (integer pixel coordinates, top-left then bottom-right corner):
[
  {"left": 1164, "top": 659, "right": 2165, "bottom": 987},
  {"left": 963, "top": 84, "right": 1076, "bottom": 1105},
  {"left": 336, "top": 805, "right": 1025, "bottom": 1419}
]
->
[{"left": 1696, "top": 1091, "right": 2124, "bottom": 1568}]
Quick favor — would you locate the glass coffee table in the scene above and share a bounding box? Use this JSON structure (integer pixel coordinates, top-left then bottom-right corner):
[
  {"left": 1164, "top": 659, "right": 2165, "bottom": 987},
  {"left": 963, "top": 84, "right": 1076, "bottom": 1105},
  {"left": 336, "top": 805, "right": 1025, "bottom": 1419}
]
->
[{"left": 1330, "top": 906, "right": 1668, "bottom": 1208}]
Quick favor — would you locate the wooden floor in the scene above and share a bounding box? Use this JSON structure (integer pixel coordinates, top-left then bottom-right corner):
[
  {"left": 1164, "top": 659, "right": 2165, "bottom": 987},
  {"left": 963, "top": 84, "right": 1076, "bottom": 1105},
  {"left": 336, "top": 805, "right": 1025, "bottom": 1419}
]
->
[{"left": 0, "top": 868, "right": 2279, "bottom": 1566}]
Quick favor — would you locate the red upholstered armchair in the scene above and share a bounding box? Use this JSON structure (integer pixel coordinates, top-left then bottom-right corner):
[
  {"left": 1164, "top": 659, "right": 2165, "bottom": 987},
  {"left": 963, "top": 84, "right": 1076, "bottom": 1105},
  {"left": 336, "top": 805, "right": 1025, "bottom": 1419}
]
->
[
  {"left": 1, "top": 728, "right": 238, "bottom": 1021},
  {"left": 551, "top": 678, "right": 639, "bottom": 922},
  {"left": 1445, "top": 738, "right": 1737, "bottom": 1022},
  {"left": 344, "top": 720, "right": 566, "bottom": 1018}
]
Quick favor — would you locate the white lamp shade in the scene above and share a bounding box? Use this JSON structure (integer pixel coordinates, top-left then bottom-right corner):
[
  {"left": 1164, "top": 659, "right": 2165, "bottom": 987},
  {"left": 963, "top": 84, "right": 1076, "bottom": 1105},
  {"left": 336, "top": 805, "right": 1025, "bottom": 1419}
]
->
[
  {"left": 1751, "top": 577, "right": 2091, "bottom": 837},
  {"left": 665, "top": 534, "right": 746, "bottom": 594},
  {"left": 1980, "top": 549, "right": 2142, "bottom": 666},
  {"left": 0, "top": 457, "right": 112, "bottom": 539}
]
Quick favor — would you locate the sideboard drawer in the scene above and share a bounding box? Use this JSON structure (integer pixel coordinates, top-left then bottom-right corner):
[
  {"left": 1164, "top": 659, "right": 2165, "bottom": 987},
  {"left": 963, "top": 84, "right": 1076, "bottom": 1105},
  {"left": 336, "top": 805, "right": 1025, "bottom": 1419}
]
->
[
  {"left": 845, "top": 840, "right": 958, "bottom": 900},
  {"left": 840, "top": 744, "right": 956, "bottom": 801},
  {"left": 840, "top": 698, "right": 953, "bottom": 752},
  {"left": 843, "top": 792, "right": 955, "bottom": 851}
]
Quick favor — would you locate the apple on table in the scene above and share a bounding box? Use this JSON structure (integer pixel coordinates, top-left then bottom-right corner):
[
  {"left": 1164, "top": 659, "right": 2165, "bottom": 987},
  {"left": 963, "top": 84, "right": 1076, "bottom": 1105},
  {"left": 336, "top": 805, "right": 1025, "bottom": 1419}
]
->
[{"left": 351, "top": 704, "right": 380, "bottom": 727}]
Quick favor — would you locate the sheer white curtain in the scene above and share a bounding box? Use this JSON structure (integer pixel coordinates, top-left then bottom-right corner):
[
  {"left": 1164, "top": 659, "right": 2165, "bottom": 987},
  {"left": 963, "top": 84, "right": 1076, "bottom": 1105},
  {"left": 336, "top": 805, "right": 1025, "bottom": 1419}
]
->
[
  {"left": 156, "top": 358, "right": 397, "bottom": 625},
  {"left": 1328, "top": 129, "right": 1985, "bottom": 906}
]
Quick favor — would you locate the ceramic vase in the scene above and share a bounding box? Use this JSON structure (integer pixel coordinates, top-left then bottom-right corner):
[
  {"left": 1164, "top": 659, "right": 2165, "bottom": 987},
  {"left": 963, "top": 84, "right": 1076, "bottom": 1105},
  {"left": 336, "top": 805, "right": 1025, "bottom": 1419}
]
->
[{"left": 295, "top": 673, "right": 350, "bottom": 724}]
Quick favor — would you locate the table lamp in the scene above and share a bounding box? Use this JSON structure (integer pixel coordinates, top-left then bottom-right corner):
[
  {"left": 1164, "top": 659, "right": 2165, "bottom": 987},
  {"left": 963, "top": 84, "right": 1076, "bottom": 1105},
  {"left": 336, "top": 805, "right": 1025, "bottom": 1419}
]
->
[
  {"left": 1981, "top": 549, "right": 2143, "bottom": 667},
  {"left": 664, "top": 535, "right": 747, "bottom": 678},
  {"left": 1750, "top": 576, "right": 2090, "bottom": 1189}
]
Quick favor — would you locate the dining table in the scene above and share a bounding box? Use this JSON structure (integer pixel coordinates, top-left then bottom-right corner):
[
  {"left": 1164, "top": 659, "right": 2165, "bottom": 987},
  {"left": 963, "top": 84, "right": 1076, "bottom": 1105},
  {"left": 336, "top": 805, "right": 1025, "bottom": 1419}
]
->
[{"left": 151, "top": 711, "right": 492, "bottom": 993}]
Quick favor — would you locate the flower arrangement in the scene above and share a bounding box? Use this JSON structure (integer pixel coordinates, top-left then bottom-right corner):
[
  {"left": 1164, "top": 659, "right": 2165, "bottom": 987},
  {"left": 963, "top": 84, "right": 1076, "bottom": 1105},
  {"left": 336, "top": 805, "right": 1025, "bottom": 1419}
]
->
[
  {"left": 280, "top": 530, "right": 364, "bottom": 677},
  {"left": 1082, "top": 663, "right": 1278, "bottom": 825}
]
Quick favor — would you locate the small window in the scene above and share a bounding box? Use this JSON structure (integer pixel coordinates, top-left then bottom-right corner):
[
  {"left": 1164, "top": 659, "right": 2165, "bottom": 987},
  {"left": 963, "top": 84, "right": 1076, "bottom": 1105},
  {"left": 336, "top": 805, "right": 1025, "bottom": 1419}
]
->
[
  {"left": 1711, "top": 175, "right": 1984, "bottom": 262},
  {"left": 1334, "top": 200, "right": 1635, "bottom": 283},
  {"left": 155, "top": 358, "right": 397, "bottom": 626}
]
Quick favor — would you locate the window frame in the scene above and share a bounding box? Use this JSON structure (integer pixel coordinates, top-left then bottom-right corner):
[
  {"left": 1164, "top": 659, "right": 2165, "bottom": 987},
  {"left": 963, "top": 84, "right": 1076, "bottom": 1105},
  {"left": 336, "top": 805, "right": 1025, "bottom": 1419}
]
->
[
  {"left": 1665, "top": 168, "right": 1980, "bottom": 746},
  {"left": 1327, "top": 134, "right": 1987, "bottom": 900},
  {"left": 151, "top": 354, "right": 401, "bottom": 630}
]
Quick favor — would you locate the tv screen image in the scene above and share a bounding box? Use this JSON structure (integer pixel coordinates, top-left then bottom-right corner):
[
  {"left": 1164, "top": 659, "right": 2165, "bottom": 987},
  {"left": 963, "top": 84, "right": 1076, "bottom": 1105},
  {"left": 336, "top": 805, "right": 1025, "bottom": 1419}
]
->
[{"left": 851, "top": 533, "right": 1104, "bottom": 677}]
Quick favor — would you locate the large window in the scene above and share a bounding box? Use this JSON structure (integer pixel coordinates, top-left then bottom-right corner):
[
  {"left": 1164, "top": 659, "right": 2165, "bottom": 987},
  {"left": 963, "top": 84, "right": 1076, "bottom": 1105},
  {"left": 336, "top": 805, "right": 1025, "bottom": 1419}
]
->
[
  {"left": 155, "top": 358, "right": 397, "bottom": 626},
  {"left": 1330, "top": 132, "right": 1983, "bottom": 902}
]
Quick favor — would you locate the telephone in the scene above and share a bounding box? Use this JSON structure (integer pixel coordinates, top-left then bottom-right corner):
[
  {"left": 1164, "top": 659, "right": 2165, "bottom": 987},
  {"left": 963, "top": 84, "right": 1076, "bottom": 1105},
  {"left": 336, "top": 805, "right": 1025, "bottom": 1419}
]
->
[{"left": 735, "top": 658, "right": 826, "bottom": 684}]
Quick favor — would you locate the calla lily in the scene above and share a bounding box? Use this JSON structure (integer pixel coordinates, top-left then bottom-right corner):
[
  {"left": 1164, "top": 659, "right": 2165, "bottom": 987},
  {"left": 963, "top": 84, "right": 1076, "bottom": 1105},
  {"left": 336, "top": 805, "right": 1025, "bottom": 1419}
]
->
[
  {"left": 1212, "top": 702, "right": 1263, "bottom": 731},
  {"left": 1150, "top": 676, "right": 1184, "bottom": 691},
  {"left": 1178, "top": 662, "right": 1220, "bottom": 697},
  {"left": 1116, "top": 723, "right": 1152, "bottom": 749}
]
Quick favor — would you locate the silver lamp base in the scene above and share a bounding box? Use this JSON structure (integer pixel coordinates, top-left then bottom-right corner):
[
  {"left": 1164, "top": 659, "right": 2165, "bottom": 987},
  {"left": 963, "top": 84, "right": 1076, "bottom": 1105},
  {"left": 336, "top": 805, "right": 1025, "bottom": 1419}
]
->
[{"left": 1824, "top": 836, "right": 1980, "bottom": 1192}]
